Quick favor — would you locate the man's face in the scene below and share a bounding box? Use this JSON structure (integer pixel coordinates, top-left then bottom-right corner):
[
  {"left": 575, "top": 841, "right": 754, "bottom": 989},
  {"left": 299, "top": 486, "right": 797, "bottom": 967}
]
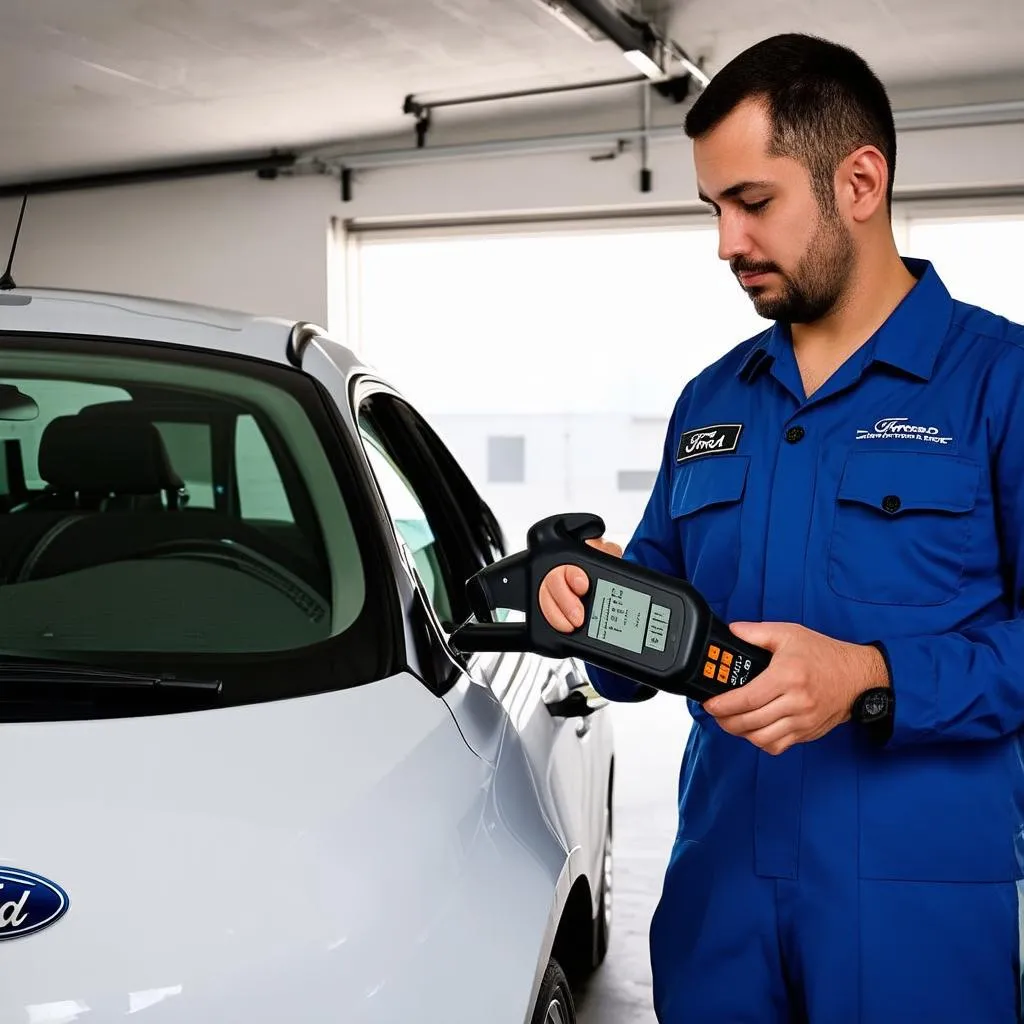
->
[{"left": 693, "top": 98, "right": 855, "bottom": 324}]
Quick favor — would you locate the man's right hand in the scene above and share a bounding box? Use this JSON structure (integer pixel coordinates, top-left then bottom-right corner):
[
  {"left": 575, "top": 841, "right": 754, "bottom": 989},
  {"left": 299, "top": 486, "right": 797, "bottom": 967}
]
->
[{"left": 539, "top": 538, "right": 624, "bottom": 633}]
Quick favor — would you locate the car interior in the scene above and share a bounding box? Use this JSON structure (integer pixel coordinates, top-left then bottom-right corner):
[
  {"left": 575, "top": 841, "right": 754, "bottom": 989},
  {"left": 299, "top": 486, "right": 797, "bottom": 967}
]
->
[{"left": 0, "top": 360, "right": 359, "bottom": 655}]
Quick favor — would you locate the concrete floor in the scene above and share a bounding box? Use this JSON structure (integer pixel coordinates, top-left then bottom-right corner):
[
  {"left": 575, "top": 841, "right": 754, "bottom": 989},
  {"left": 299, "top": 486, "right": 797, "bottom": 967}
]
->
[{"left": 573, "top": 694, "right": 694, "bottom": 1024}]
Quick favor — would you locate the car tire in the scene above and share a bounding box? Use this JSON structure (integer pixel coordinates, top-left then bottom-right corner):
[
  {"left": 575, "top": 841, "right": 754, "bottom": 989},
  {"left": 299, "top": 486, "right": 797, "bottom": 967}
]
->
[{"left": 530, "top": 958, "right": 577, "bottom": 1024}]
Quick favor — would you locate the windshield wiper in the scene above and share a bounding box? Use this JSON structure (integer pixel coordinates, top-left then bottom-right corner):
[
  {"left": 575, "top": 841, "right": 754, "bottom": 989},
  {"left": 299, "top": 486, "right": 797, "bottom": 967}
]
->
[{"left": 0, "top": 658, "right": 221, "bottom": 692}]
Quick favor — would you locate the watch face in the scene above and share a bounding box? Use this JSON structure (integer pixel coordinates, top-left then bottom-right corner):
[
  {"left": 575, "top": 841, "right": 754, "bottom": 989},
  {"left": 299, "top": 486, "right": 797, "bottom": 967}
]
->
[{"left": 860, "top": 690, "right": 892, "bottom": 720}]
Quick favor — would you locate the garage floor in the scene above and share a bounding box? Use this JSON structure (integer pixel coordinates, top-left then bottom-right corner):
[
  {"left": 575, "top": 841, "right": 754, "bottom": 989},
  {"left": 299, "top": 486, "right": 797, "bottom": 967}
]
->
[{"left": 574, "top": 696, "right": 693, "bottom": 1024}]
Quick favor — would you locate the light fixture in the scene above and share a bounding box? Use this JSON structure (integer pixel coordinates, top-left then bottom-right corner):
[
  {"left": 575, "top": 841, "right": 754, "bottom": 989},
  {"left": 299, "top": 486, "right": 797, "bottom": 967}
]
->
[
  {"left": 533, "top": 0, "right": 607, "bottom": 42},
  {"left": 537, "top": 0, "right": 707, "bottom": 94},
  {"left": 623, "top": 48, "right": 664, "bottom": 80}
]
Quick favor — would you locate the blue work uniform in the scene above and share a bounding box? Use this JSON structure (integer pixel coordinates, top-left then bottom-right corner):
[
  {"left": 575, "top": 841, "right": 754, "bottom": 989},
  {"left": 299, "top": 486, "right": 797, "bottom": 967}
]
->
[{"left": 587, "top": 258, "right": 1024, "bottom": 1023}]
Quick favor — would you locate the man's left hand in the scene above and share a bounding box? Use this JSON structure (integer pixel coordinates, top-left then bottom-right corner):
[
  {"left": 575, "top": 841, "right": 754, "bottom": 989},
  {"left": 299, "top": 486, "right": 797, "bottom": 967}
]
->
[{"left": 702, "top": 622, "right": 889, "bottom": 755}]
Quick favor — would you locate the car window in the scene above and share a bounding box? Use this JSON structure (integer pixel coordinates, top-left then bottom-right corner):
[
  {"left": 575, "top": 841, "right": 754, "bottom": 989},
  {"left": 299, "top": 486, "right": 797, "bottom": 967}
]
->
[
  {"left": 235, "top": 413, "right": 294, "bottom": 521},
  {"left": 0, "top": 379, "right": 131, "bottom": 490},
  {"left": 0, "top": 339, "right": 375, "bottom": 670},
  {"left": 153, "top": 421, "right": 215, "bottom": 508},
  {"left": 356, "top": 392, "right": 512, "bottom": 632},
  {"left": 358, "top": 415, "right": 456, "bottom": 626}
]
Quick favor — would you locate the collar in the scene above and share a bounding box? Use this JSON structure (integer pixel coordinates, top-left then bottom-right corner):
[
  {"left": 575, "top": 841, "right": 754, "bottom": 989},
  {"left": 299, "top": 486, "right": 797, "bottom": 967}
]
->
[
  {"left": 737, "top": 326, "right": 783, "bottom": 382},
  {"left": 735, "top": 258, "right": 954, "bottom": 384},
  {"left": 868, "top": 258, "right": 954, "bottom": 381}
]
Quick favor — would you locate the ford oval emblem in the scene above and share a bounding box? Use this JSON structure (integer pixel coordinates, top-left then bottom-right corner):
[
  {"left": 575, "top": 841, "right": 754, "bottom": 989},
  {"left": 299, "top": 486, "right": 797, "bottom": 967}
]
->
[{"left": 0, "top": 867, "right": 70, "bottom": 940}]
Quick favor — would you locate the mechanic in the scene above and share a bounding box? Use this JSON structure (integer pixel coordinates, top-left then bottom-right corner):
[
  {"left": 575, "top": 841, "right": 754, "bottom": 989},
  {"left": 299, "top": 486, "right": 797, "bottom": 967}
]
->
[{"left": 540, "top": 32, "right": 1024, "bottom": 1024}]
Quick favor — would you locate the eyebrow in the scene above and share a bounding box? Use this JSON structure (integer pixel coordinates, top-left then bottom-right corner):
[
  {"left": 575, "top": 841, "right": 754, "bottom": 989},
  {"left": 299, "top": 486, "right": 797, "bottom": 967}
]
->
[{"left": 697, "top": 180, "right": 775, "bottom": 205}]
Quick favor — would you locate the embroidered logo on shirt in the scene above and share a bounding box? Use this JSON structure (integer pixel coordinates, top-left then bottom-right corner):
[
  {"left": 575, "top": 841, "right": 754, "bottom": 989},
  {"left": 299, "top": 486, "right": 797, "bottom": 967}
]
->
[
  {"left": 676, "top": 424, "right": 743, "bottom": 462},
  {"left": 855, "top": 417, "right": 952, "bottom": 445}
]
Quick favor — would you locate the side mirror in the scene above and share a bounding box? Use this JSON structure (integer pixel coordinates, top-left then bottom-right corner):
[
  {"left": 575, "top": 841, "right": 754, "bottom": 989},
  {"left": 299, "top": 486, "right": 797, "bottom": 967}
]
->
[{"left": 0, "top": 385, "right": 38, "bottom": 421}]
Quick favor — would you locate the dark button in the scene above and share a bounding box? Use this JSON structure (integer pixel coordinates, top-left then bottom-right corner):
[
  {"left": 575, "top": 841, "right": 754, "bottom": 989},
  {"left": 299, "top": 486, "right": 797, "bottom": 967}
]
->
[
  {"left": 882, "top": 494, "right": 901, "bottom": 513},
  {"left": 785, "top": 425, "right": 805, "bottom": 443}
]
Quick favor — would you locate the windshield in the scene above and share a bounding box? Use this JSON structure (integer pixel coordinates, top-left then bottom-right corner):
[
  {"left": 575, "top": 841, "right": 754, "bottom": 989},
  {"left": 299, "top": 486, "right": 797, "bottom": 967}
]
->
[{"left": 0, "top": 334, "right": 392, "bottom": 706}]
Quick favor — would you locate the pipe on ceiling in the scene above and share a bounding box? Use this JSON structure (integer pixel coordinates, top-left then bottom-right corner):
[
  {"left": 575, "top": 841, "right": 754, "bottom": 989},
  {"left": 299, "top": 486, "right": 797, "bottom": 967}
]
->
[
  {"left": 308, "top": 98, "right": 1024, "bottom": 172},
  {"left": 0, "top": 152, "right": 297, "bottom": 200}
]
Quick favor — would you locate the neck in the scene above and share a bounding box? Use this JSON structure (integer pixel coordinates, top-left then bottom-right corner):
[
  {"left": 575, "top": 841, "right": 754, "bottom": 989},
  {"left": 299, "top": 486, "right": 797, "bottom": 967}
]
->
[{"left": 791, "top": 244, "right": 917, "bottom": 355}]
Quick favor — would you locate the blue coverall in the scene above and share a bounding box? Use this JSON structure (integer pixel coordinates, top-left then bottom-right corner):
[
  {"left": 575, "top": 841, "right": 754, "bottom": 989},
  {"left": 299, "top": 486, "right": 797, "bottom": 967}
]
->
[{"left": 587, "top": 259, "right": 1024, "bottom": 1022}]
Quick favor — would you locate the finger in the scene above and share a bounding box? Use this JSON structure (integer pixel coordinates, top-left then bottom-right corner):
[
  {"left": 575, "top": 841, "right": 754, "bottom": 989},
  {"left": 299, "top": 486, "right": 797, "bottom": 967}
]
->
[
  {"left": 704, "top": 670, "right": 785, "bottom": 717},
  {"left": 728, "top": 621, "right": 784, "bottom": 652},
  {"left": 539, "top": 583, "right": 577, "bottom": 633},
  {"left": 712, "top": 693, "right": 795, "bottom": 738},
  {"left": 744, "top": 718, "right": 800, "bottom": 756},
  {"left": 586, "top": 538, "right": 623, "bottom": 558},
  {"left": 541, "top": 568, "right": 586, "bottom": 629},
  {"left": 566, "top": 564, "right": 590, "bottom": 596}
]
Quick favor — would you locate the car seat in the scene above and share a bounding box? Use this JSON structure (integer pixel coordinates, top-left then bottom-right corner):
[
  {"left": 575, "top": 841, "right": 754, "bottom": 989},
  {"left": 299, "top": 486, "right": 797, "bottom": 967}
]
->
[{"left": 33, "top": 408, "right": 185, "bottom": 512}]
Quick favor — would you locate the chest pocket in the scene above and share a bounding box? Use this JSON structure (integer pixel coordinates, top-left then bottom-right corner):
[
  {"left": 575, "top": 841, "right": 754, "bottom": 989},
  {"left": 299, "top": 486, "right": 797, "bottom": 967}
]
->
[
  {"left": 670, "top": 455, "right": 749, "bottom": 604},
  {"left": 828, "top": 451, "right": 981, "bottom": 606}
]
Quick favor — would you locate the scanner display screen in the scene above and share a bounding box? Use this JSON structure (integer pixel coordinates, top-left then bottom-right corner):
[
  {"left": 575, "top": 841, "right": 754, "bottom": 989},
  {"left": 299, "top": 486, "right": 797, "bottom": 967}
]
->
[{"left": 587, "top": 577, "right": 671, "bottom": 655}]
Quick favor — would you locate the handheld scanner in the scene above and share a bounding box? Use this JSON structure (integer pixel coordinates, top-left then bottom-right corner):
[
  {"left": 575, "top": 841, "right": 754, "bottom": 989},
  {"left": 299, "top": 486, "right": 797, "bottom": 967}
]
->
[{"left": 449, "top": 512, "right": 771, "bottom": 703}]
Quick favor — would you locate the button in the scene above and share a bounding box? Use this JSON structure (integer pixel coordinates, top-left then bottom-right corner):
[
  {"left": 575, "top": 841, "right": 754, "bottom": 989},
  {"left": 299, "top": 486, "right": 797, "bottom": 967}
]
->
[
  {"left": 785, "top": 425, "right": 805, "bottom": 443},
  {"left": 882, "top": 494, "right": 901, "bottom": 513},
  {"left": 707, "top": 645, "right": 720, "bottom": 660},
  {"left": 717, "top": 665, "right": 730, "bottom": 683},
  {"left": 703, "top": 662, "right": 716, "bottom": 678},
  {"left": 721, "top": 651, "right": 733, "bottom": 667}
]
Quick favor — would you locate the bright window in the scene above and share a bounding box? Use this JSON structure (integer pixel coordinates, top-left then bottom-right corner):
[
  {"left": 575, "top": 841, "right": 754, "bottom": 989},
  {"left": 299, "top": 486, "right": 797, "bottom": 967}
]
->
[
  {"left": 348, "top": 208, "right": 1023, "bottom": 548},
  {"left": 902, "top": 213, "right": 1024, "bottom": 323},
  {"left": 350, "top": 221, "right": 767, "bottom": 547}
]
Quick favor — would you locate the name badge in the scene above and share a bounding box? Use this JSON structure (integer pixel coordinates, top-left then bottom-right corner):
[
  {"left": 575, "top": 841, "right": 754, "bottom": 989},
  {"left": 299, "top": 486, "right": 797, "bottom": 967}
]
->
[{"left": 676, "top": 424, "right": 743, "bottom": 462}]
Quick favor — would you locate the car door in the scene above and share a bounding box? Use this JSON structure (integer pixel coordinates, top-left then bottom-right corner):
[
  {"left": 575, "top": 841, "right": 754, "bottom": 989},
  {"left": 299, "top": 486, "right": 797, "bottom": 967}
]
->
[{"left": 351, "top": 381, "right": 600, "bottom": 872}]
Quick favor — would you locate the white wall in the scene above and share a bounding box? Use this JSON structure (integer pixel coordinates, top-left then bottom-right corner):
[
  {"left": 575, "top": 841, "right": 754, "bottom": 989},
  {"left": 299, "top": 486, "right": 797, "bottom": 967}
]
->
[
  {"left": 430, "top": 412, "right": 668, "bottom": 550},
  {"left": 1, "top": 117, "right": 1023, "bottom": 330},
  {"left": 0, "top": 172, "right": 337, "bottom": 324}
]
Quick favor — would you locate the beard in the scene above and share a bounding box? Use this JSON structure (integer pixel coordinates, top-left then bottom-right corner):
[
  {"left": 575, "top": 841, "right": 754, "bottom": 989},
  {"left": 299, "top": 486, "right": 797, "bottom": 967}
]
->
[{"left": 732, "top": 208, "right": 855, "bottom": 323}]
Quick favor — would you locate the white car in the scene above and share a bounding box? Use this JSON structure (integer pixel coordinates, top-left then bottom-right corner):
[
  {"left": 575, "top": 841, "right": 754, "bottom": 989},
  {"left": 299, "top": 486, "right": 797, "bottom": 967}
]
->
[{"left": 0, "top": 288, "right": 615, "bottom": 1024}]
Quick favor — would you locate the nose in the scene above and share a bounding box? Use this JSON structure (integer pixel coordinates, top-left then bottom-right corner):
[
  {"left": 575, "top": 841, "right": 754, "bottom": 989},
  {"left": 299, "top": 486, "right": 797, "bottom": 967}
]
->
[{"left": 717, "top": 209, "right": 751, "bottom": 263}]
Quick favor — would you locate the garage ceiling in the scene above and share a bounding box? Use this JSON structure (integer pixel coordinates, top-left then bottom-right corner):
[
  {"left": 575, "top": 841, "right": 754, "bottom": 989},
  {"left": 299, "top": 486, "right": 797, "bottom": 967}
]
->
[{"left": 1, "top": 0, "right": 1022, "bottom": 183}]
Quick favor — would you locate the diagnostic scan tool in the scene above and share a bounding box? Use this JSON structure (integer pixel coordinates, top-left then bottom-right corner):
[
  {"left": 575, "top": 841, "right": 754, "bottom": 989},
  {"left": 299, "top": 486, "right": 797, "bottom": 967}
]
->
[{"left": 450, "top": 513, "right": 771, "bottom": 703}]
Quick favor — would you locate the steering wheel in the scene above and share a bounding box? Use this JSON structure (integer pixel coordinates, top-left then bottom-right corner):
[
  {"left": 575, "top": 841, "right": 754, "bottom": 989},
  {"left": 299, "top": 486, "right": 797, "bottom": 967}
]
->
[{"left": 109, "top": 538, "right": 330, "bottom": 625}]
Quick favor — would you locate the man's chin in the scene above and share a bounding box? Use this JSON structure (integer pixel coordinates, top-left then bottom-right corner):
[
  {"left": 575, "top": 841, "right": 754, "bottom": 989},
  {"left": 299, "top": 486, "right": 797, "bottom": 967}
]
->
[{"left": 747, "top": 290, "right": 784, "bottom": 320}]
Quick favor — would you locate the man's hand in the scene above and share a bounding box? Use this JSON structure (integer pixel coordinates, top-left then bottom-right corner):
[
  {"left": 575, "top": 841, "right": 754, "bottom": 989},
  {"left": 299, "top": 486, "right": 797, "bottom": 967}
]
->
[
  {"left": 702, "top": 621, "right": 890, "bottom": 755},
  {"left": 538, "top": 538, "right": 623, "bottom": 632}
]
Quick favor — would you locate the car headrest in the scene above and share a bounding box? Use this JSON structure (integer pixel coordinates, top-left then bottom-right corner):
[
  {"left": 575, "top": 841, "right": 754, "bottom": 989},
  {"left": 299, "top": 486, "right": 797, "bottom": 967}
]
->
[{"left": 38, "top": 411, "right": 184, "bottom": 495}]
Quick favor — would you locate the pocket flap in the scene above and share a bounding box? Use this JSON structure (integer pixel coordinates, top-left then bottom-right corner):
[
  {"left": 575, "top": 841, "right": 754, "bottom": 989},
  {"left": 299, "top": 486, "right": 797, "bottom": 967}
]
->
[
  {"left": 671, "top": 455, "right": 749, "bottom": 517},
  {"left": 837, "top": 452, "right": 980, "bottom": 514}
]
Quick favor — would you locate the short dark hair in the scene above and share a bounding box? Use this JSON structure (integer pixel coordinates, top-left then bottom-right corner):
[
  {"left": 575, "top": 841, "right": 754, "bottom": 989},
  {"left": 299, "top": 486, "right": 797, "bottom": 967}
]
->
[{"left": 684, "top": 34, "right": 897, "bottom": 212}]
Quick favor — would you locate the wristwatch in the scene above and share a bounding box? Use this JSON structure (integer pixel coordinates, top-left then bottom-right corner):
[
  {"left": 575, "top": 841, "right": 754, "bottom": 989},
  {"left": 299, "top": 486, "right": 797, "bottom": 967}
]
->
[{"left": 852, "top": 686, "right": 895, "bottom": 745}]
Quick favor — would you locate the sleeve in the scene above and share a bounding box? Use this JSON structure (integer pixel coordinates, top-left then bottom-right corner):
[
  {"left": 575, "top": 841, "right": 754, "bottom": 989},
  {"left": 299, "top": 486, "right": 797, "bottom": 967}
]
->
[
  {"left": 875, "top": 346, "right": 1024, "bottom": 746},
  {"left": 584, "top": 392, "right": 688, "bottom": 703}
]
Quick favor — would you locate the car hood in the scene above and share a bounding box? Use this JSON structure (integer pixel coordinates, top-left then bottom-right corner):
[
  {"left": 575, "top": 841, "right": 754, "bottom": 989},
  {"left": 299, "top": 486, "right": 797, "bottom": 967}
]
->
[{"left": 0, "top": 674, "right": 524, "bottom": 1024}]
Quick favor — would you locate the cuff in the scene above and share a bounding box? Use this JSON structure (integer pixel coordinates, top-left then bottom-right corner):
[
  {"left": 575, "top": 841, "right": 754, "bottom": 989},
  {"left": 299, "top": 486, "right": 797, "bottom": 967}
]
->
[{"left": 870, "top": 637, "right": 939, "bottom": 745}]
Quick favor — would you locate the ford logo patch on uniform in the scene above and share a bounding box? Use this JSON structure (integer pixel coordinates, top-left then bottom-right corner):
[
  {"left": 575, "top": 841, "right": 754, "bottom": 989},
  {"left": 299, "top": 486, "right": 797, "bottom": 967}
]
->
[
  {"left": 677, "top": 424, "right": 743, "bottom": 462},
  {"left": 0, "top": 867, "right": 70, "bottom": 940}
]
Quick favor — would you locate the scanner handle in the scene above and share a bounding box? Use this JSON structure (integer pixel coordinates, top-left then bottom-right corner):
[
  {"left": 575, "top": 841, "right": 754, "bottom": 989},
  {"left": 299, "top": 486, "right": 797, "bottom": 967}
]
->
[
  {"left": 528, "top": 512, "right": 605, "bottom": 549},
  {"left": 466, "top": 550, "right": 529, "bottom": 620},
  {"left": 704, "top": 619, "right": 774, "bottom": 685},
  {"left": 448, "top": 620, "right": 529, "bottom": 652}
]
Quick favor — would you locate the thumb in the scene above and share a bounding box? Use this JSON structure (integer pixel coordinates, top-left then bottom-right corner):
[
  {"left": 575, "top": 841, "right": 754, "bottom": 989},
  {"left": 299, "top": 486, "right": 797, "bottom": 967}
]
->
[
  {"left": 727, "top": 621, "right": 780, "bottom": 652},
  {"left": 567, "top": 566, "right": 589, "bottom": 595}
]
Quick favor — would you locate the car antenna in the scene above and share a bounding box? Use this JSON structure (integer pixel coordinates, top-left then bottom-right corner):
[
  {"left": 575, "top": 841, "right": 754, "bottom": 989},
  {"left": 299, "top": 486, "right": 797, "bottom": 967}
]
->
[{"left": 0, "top": 194, "right": 29, "bottom": 291}]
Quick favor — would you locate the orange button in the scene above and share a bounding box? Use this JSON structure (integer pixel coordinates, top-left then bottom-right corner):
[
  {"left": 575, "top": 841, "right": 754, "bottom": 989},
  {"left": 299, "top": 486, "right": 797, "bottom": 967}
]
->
[
  {"left": 717, "top": 665, "right": 730, "bottom": 683},
  {"left": 707, "top": 645, "right": 721, "bottom": 660},
  {"left": 721, "top": 651, "right": 733, "bottom": 667},
  {"left": 703, "top": 662, "right": 716, "bottom": 678}
]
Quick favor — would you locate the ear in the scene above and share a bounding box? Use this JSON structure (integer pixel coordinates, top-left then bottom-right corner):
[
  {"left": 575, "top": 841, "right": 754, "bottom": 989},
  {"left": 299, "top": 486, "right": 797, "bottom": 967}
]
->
[{"left": 837, "top": 145, "right": 888, "bottom": 223}]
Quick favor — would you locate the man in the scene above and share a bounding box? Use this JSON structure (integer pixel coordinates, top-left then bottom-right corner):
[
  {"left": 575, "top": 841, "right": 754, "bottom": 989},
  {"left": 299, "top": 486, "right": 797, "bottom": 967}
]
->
[{"left": 540, "top": 32, "right": 1024, "bottom": 1023}]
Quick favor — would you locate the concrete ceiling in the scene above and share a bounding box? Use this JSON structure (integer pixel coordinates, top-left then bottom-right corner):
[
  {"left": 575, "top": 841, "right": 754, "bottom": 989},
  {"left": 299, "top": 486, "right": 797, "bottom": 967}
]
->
[{"left": 0, "top": 0, "right": 1022, "bottom": 184}]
